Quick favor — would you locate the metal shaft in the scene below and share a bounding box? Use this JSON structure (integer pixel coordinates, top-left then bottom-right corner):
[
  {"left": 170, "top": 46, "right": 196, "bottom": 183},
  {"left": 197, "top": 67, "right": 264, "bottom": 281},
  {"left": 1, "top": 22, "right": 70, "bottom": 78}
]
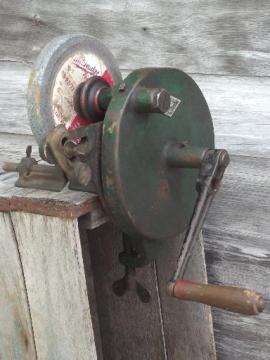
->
[
  {"left": 172, "top": 149, "right": 228, "bottom": 280},
  {"left": 172, "top": 184, "right": 213, "bottom": 281}
]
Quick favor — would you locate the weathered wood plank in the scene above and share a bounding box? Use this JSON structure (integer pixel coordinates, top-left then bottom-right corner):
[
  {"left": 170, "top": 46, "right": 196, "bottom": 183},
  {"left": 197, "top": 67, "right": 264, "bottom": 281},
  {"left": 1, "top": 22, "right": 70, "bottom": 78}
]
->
[
  {"left": 0, "top": 212, "right": 36, "bottom": 359},
  {"left": 82, "top": 221, "right": 215, "bottom": 360},
  {"left": 0, "top": 0, "right": 270, "bottom": 76},
  {"left": 206, "top": 155, "right": 270, "bottom": 238},
  {"left": 204, "top": 229, "right": 270, "bottom": 360},
  {"left": 0, "top": 63, "right": 29, "bottom": 135},
  {"left": 1, "top": 63, "right": 269, "bottom": 158},
  {"left": 0, "top": 133, "right": 38, "bottom": 168},
  {"left": 11, "top": 212, "right": 99, "bottom": 360},
  {"left": 197, "top": 74, "right": 270, "bottom": 158},
  {"left": 156, "top": 234, "right": 216, "bottom": 360},
  {"left": 83, "top": 222, "right": 167, "bottom": 360},
  {"left": 204, "top": 154, "right": 270, "bottom": 360},
  {"left": 0, "top": 172, "right": 99, "bottom": 219}
]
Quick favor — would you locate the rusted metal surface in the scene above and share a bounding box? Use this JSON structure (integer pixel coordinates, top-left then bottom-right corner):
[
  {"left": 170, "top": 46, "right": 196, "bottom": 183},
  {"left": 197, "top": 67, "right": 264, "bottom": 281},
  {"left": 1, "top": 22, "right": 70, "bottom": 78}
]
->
[
  {"left": 166, "top": 144, "right": 207, "bottom": 168},
  {"left": 167, "top": 280, "right": 264, "bottom": 315},
  {"left": 133, "top": 87, "right": 171, "bottom": 113},
  {"left": 74, "top": 76, "right": 112, "bottom": 122},
  {"left": 102, "top": 68, "right": 215, "bottom": 246},
  {"left": 172, "top": 149, "right": 230, "bottom": 281},
  {"left": 3, "top": 145, "right": 67, "bottom": 192},
  {"left": 3, "top": 122, "right": 103, "bottom": 194}
]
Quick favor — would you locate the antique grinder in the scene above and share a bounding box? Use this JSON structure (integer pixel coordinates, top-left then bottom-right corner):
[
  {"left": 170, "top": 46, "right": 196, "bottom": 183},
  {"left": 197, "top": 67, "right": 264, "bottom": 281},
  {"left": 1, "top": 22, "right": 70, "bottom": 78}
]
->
[{"left": 4, "top": 34, "right": 264, "bottom": 315}]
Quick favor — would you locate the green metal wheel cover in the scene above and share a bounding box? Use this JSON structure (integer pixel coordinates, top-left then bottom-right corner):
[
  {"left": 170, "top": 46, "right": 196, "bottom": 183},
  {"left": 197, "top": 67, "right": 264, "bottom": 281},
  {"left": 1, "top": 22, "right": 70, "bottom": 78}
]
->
[{"left": 102, "top": 68, "right": 214, "bottom": 241}]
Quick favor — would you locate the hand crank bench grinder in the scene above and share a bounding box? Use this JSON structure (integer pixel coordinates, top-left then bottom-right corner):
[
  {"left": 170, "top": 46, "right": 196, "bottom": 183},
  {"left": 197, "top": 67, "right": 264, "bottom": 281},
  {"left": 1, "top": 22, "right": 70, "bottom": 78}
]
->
[{"left": 4, "top": 34, "right": 264, "bottom": 315}]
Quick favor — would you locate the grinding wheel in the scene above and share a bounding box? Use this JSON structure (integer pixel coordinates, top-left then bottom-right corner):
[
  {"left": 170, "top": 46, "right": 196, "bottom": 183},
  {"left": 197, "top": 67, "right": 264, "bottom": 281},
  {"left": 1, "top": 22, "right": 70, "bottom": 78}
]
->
[{"left": 28, "top": 34, "right": 122, "bottom": 146}]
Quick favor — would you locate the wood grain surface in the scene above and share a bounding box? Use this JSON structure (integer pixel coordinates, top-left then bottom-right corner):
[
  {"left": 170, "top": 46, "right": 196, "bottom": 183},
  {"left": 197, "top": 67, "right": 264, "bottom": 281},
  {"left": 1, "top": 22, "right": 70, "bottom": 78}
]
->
[
  {"left": 0, "top": 0, "right": 269, "bottom": 76},
  {"left": 83, "top": 222, "right": 215, "bottom": 360},
  {"left": 0, "top": 212, "right": 36, "bottom": 359},
  {"left": 1, "top": 63, "right": 269, "bottom": 158},
  {"left": 156, "top": 234, "right": 216, "bottom": 360},
  {"left": 204, "top": 154, "right": 270, "bottom": 360},
  {"left": 11, "top": 213, "right": 99, "bottom": 360},
  {"left": 84, "top": 222, "right": 166, "bottom": 360},
  {"left": 0, "top": 172, "right": 99, "bottom": 219}
]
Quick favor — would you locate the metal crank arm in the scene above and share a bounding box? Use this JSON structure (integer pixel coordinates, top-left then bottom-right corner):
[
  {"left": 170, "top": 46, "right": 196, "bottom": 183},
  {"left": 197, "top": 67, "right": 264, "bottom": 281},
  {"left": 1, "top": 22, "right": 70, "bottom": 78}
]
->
[
  {"left": 172, "top": 149, "right": 229, "bottom": 281},
  {"left": 168, "top": 149, "right": 264, "bottom": 315}
]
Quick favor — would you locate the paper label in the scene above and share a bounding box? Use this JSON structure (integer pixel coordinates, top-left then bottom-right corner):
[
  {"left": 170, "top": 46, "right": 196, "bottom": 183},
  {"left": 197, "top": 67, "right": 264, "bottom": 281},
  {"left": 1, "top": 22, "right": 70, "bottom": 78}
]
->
[{"left": 165, "top": 96, "right": 181, "bottom": 117}]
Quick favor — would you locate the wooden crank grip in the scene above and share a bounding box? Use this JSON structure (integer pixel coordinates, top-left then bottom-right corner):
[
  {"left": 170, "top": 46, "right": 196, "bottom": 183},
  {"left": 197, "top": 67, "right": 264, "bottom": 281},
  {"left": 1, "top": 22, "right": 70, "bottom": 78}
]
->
[{"left": 167, "top": 280, "right": 264, "bottom": 315}]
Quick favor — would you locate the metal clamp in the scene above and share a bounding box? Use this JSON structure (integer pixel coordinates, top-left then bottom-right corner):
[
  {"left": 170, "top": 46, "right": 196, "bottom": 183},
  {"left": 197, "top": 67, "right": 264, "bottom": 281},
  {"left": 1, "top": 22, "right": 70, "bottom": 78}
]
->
[{"left": 3, "top": 145, "right": 67, "bottom": 192}]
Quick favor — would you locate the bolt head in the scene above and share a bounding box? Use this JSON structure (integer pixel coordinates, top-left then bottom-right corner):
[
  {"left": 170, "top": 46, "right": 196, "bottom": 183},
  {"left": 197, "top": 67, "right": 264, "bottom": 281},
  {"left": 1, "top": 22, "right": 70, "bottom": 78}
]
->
[{"left": 153, "top": 89, "right": 171, "bottom": 114}]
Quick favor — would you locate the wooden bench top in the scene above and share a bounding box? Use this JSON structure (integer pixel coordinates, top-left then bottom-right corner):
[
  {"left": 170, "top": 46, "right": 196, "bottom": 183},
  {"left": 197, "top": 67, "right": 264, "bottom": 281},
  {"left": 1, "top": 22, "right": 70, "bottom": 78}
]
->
[{"left": 0, "top": 172, "right": 99, "bottom": 218}]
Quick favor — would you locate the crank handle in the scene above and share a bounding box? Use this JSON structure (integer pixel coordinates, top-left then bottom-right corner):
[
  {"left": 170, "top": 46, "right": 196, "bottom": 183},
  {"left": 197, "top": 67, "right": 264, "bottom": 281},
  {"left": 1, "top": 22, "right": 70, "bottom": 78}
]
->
[{"left": 167, "top": 280, "right": 264, "bottom": 315}]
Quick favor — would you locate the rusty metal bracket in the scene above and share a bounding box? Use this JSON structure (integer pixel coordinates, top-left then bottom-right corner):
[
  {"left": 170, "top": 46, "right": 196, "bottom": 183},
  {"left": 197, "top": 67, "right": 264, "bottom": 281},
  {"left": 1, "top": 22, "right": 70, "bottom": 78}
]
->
[
  {"left": 3, "top": 145, "right": 67, "bottom": 192},
  {"left": 2, "top": 123, "right": 103, "bottom": 194}
]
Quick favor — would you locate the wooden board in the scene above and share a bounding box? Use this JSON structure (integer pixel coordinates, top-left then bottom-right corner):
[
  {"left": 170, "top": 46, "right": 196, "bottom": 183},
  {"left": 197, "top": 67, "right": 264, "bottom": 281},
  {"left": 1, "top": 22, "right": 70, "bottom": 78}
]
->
[
  {"left": 204, "top": 154, "right": 270, "bottom": 360},
  {"left": 0, "top": 1, "right": 270, "bottom": 76},
  {"left": 11, "top": 212, "right": 99, "bottom": 360},
  {"left": 83, "top": 222, "right": 166, "bottom": 360},
  {"left": 0, "top": 63, "right": 29, "bottom": 135},
  {"left": 156, "top": 234, "right": 216, "bottom": 360},
  {"left": 0, "top": 172, "right": 99, "bottom": 219},
  {"left": 1, "top": 63, "right": 270, "bottom": 158},
  {"left": 82, "top": 222, "right": 216, "bottom": 360},
  {"left": 0, "top": 212, "right": 36, "bottom": 359},
  {"left": 0, "top": 178, "right": 216, "bottom": 360},
  {"left": 0, "top": 143, "right": 216, "bottom": 359}
]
